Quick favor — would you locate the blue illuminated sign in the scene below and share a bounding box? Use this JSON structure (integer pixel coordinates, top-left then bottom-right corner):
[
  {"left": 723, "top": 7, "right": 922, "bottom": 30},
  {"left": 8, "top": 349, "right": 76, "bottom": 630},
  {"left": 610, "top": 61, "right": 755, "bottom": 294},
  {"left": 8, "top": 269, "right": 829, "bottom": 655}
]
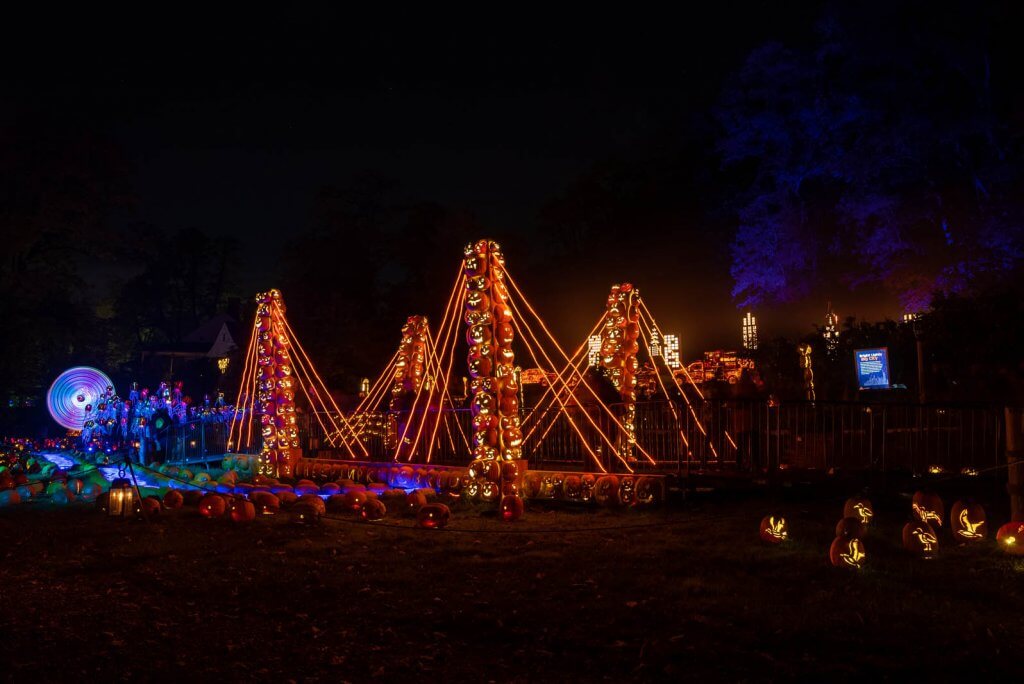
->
[{"left": 854, "top": 348, "right": 890, "bottom": 390}]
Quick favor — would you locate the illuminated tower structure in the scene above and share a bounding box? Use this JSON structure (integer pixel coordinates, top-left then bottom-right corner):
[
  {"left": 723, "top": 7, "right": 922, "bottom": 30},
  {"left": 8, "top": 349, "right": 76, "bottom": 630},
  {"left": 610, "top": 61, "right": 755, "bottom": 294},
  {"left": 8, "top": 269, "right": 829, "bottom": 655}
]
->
[
  {"left": 742, "top": 312, "right": 758, "bottom": 351},
  {"left": 823, "top": 302, "right": 839, "bottom": 357}
]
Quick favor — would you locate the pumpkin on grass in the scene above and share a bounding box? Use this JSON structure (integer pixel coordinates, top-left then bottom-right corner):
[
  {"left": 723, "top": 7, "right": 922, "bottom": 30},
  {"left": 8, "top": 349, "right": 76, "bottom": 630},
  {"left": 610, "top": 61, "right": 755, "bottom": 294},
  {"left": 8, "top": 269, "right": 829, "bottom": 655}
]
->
[
  {"left": 230, "top": 499, "right": 256, "bottom": 522},
  {"left": 950, "top": 500, "right": 986, "bottom": 542},
  {"left": 829, "top": 536, "right": 866, "bottom": 568},
  {"left": 996, "top": 521, "right": 1024, "bottom": 556},
  {"left": 417, "top": 503, "right": 451, "bottom": 529},
  {"left": 297, "top": 493, "right": 326, "bottom": 516},
  {"left": 361, "top": 498, "right": 387, "bottom": 521},
  {"left": 500, "top": 494, "right": 524, "bottom": 521},
  {"left": 290, "top": 503, "right": 321, "bottom": 525},
  {"left": 759, "top": 514, "right": 788, "bottom": 544},
  {"left": 250, "top": 491, "right": 280, "bottom": 514},
  {"left": 199, "top": 494, "right": 227, "bottom": 518},
  {"left": 163, "top": 490, "right": 184, "bottom": 509},
  {"left": 902, "top": 520, "right": 939, "bottom": 558},
  {"left": 843, "top": 497, "right": 874, "bottom": 525},
  {"left": 911, "top": 491, "right": 944, "bottom": 527},
  {"left": 835, "top": 517, "right": 867, "bottom": 539}
]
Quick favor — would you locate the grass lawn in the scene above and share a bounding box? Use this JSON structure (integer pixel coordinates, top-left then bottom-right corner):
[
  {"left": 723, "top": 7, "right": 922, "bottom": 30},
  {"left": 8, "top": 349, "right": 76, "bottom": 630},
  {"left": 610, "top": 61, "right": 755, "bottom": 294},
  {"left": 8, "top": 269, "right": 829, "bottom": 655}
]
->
[{"left": 1, "top": 486, "right": 1022, "bottom": 682}]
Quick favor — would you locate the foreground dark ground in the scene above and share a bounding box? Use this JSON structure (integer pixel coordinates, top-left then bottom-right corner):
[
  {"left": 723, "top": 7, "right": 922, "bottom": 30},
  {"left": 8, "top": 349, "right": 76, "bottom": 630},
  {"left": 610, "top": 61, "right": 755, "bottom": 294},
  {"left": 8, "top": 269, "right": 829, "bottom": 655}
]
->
[{"left": 1, "top": 485, "right": 1022, "bottom": 682}]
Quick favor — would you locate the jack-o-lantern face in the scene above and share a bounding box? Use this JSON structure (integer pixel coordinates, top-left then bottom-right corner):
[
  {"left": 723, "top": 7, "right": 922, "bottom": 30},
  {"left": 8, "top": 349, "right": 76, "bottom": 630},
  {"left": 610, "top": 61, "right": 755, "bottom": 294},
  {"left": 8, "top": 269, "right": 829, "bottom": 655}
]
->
[
  {"left": 594, "top": 476, "right": 621, "bottom": 507},
  {"left": 843, "top": 497, "right": 874, "bottom": 525},
  {"left": 561, "top": 475, "right": 582, "bottom": 500},
  {"left": 912, "top": 491, "right": 944, "bottom": 527},
  {"left": 580, "top": 474, "right": 596, "bottom": 502},
  {"left": 829, "top": 536, "right": 866, "bottom": 568},
  {"left": 902, "top": 521, "right": 939, "bottom": 558},
  {"left": 633, "top": 477, "right": 659, "bottom": 505},
  {"left": 950, "top": 500, "right": 986, "bottom": 541},
  {"left": 759, "top": 514, "right": 788, "bottom": 544},
  {"left": 618, "top": 477, "right": 636, "bottom": 506}
]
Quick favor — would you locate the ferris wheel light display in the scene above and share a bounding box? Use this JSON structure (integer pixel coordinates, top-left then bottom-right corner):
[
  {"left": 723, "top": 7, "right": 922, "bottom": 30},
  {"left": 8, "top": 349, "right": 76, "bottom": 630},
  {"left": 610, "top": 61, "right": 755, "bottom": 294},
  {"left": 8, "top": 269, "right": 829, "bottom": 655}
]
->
[{"left": 46, "top": 366, "right": 115, "bottom": 430}]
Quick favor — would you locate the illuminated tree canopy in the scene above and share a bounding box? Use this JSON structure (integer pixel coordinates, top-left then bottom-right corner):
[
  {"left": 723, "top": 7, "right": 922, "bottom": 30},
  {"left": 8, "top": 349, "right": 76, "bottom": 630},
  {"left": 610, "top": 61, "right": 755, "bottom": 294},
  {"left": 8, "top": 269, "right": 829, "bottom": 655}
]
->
[{"left": 718, "top": 3, "right": 1023, "bottom": 310}]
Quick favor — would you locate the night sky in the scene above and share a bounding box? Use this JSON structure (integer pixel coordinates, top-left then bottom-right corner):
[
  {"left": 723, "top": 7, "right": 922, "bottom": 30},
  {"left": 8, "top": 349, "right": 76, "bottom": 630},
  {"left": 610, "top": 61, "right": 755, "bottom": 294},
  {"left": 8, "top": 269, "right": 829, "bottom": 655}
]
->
[{"left": 6, "top": 4, "right": 1010, "bottom": 362}]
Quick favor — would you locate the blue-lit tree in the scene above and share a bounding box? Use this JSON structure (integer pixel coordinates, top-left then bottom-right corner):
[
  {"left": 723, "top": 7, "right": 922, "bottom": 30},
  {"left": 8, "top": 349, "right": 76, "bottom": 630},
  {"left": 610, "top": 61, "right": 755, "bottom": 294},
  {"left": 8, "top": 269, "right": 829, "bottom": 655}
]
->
[{"left": 717, "top": 2, "right": 1023, "bottom": 311}]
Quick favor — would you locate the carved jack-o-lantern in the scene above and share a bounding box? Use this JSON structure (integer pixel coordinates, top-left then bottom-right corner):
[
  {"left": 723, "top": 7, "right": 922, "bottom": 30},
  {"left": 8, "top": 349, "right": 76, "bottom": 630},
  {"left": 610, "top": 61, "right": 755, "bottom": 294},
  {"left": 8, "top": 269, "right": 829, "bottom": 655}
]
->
[
  {"left": 361, "top": 498, "right": 387, "bottom": 521},
  {"left": 618, "top": 477, "right": 636, "bottom": 506},
  {"left": 290, "top": 502, "right": 321, "bottom": 525},
  {"left": 198, "top": 494, "right": 227, "bottom": 518},
  {"left": 500, "top": 494, "right": 524, "bottom": 521},
  {"left": 417, "top": 503, "right": 450, "bottom": 529},
  {"left": 835, "top": 516, "right": 867, "bottom": 539},
  {"left": 911, "top": 491, "right": 944, "bottom": 527},
  {"left": 829, "top": 536, "right": 866, "bottom": 568},
  {"left": 996, "top": 521, "right": 1024, "bottom": 556},
  {"left": 343, "top": 490, "right": 368, "bottom": 513},
  {"left": 594, "top": 476, "right": 621, "bottom": 507},
  {"left": 251, "top": 491, "right": 280, "bottom": 515},
  {"left": 230, "top": 500, "right": 256, "bottom": 522},
  {"left": 634, "top": 477, "right": 660, "bottom": 506},
  {"left": 406, "top": 490, "right": 428, "bottom": 515},
  {"left": 580, "top": 474, "right": 596, "bottom": 502},
  {"left": 950, "top": 500, "right": 986, "bottom": 542},
  {"left": 843, "top": 497, "right": 874, "bottom": 525},
  {"left": 759, "top": 514, "right": 787, "bottom": 544},
  {"left": 902, "top": 520, "right": 939, "bottom": 558},
  {"left": 297, "top": 493, "right": 327, "bottom": 516},
  {"left": 562, "top": 475, "right": 582, "bottom": 500}
]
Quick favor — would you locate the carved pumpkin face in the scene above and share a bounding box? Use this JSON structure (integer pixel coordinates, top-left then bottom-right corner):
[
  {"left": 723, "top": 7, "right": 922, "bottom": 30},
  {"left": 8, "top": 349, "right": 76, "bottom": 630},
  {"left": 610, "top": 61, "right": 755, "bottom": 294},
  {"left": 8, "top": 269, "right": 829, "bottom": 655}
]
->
[
  {"left": 562, "top": 476, "right": 582, "bottom": 500},
  {"left": 843, "top": 497, "right": 874, "bottom": 525},
  {"left": 580, "top": 474, "right": 596, "bottom": 502},
  {"left": 950, "top": 500, "right": 986, "bottom": 542},
  {"left": 829, "top": 536, "right": 866, "bottom": 568},
  {"left": 594, "top": 475, "right": 621, "bottom": 507},
  {"left": 903, "top": 521, "right": 939, "bottom": 558},
  {"left": 634, "top": 477, "right": 660, "bottom": 506},
  {"left": 912, "top": 491, "right": 944, "bottom": 526},
  {"left": 759, "top": 514, "right": 788, "bottom": 544},
  {"left": 996, "top": 522, "right": 1024, "bottom": 556}
]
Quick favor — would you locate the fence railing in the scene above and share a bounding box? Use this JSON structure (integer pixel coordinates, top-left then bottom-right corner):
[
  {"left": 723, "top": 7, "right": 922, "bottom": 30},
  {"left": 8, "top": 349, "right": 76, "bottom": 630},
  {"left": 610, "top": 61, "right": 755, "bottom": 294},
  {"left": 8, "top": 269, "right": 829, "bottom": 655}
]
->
[
  {"left": 165, "top": 420, "right": 229, "bottom": 464},
  {"left": 226, "top": 399, "right": 1004, "bottom": 476}
]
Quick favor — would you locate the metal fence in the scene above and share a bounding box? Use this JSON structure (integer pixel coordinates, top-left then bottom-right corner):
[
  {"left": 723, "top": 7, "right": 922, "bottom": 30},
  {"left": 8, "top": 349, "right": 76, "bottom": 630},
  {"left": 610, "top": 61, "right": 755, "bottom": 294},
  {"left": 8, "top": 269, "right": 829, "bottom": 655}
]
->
[
  {"left": 227, "top": 399, "right": 1004, "bottom": 476},
  {"left": 165, "top": 420, "right": 229, "bottom": 464}
]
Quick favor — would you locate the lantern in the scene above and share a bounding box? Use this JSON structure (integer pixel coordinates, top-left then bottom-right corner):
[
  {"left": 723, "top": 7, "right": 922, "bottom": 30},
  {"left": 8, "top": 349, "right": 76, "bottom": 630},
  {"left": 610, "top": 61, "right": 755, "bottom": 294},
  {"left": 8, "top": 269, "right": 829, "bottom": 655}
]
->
[
  {"left": 829, "top": 536, "right": 866, "bottom": 568},
  {"left": 417, "top": 503, "right": 451, "bottom": 529},
  {"left": 107, "top": 477, "right": 136, "bottom": 519},
  {"left": 911, "top": 491, "right": 944, "bottom": 527},
  {"left": 902, "top": 521, "right": 939, "bottom": 558},
  {"left": 995, "top": 522, "right": 1024, "bottom": 556},
  {"left": 842, "top": 497, "right": 873, "bottom": 525},
  {"left": 759, "top": 514, "right": 787, "bottom": 544},
  {"left": 950, "top": 500, "right": 986, "bottom": 542}
]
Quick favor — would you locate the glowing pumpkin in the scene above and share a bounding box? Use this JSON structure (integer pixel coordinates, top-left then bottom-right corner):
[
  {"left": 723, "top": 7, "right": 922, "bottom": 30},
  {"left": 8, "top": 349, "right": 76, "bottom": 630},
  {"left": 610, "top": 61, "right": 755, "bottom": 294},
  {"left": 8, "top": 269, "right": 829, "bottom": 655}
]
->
[
  {"left": 406, "top": 490, "right": 428, "bottom": 515},
  {"left": 829, "top": 535, "right": 866, "bottom": 568},
  {"left": 995, "top": 521, "right": 1024, "bottom": 556},
  {"left": 911, "top": 491, "right": 944, "bottom": 527},
  {"left": 835, "top": 517, "right": 867, "bottom": 539},
  {"left": 562, "top": 475, "right": 582, "bottom": 500},
  {"left": 276, "top": 491, "right": 298, "bottom": 508},
  {"left": 199, "top": 494, "right": 227, "bottom": 517},
  {"left": 949, "top": 500, "right": 986, "bottom": 542},
  {"left": 594, "top": 476, "right": 621, "bottom": 507},
  {"left": 634, "top": 477, "right": 660, "bottom": 506},
  {"left": 230, "top": 500, "right": 256, "bottom": 522},
  {"left": 902, "top": 520, "right": 939, "bottom": 558},
  {"left": 417, "top": 503, "right": 451, "bottom": 529},
  {"left": 580, "top": 474, "right": 596, "bottom": 502},
  {"left": 343, "top": 490, "right": 368, "bottom": 512},
  {"left": 163, "top": 490, "right": 184, "bottom": 509},
  {"left": 361, "top": 498, "right": 387, "bottom": 521},
  {"left": 250, "top": 491, "right": 280, "bottom": 515},
  {"left": 759, "top": 514, "right": 787, "bottom": 544},
  {"left": 843, "top": 497, "right": 874, "bottom": 525},
  {"left": 297, "top": 494, "right": 326, "bottom": 516},
  {"left": 290, "top": 503, "right": 321, "bottom": 525},
  {"left": 500, "top": 494, "right": 524, "bottom": 521}
]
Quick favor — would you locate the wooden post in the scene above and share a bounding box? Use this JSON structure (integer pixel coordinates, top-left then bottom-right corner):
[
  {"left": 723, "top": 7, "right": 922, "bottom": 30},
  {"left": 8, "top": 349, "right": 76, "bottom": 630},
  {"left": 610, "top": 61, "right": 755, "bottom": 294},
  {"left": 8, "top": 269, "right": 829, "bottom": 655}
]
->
[{"left": 1007, "top": 406, "right": 1023, "bottom": 522}]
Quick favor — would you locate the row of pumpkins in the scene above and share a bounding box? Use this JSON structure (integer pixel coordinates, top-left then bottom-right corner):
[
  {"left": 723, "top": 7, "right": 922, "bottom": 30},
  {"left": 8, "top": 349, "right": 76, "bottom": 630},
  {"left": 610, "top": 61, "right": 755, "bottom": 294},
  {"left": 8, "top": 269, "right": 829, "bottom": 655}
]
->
[
  {"left": 0, "top": 469, "right": 103, "bottom": 507},
  {"left": 103, "top": 481, "right": 461, "bottom": 528},
  {"left": 759, "top": 492, "right": 1024, "bottom": 566}
]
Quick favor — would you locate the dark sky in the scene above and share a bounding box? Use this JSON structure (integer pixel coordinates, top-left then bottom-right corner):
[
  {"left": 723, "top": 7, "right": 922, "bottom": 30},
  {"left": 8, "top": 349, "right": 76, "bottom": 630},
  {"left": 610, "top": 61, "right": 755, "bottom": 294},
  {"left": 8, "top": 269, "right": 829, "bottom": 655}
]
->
[{"left": 6, "top": 5, "right": 897, "bottom": 360}]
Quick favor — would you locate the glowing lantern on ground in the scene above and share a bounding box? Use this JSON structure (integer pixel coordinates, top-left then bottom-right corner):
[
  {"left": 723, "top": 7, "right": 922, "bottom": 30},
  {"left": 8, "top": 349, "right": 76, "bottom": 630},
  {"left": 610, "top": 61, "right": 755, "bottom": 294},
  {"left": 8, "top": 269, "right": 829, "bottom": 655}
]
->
[
  {"left": 108, "top": 478, "right": 136, "bottom": 519},
  {"left": 911, "top": 491, "right": 944, "bottom": 527},
  {"left": 361, "top": 498, "right": 387, "bottom": 521},
  {"left": 949, "top": 500, "right": 986, "bottom": 542},
  {"left": 759, "top": 514, "right": 787, "bottom": 544},
  {"left": 417, "top": 503, "right": 450, "bottom": 529},
  {"left": 199, "top": 494, "right": 227, "bottom": 518},
  {"left": 163, "top": 490, "right": 184, "bottom": 509},
  {"left": 500, "top": 494, "right": 524, "bottom": 521},
  {"left": 829, "top": 536, "right": 866, "bottom": 568},
  {"left": 843, "top": 497, "right": 873, "bottom": 525},
  {"left": 996, "top": 522, "right": 1024, "bottom": 556},
  {"left": 230, "top": 499, "right": 256, "bottom": 522},
  {"left": 902, "top": 521, "right": 939, "bottom": 558},
  {"left": 835, "top": 517, "right": 867, "bottom": 539}
]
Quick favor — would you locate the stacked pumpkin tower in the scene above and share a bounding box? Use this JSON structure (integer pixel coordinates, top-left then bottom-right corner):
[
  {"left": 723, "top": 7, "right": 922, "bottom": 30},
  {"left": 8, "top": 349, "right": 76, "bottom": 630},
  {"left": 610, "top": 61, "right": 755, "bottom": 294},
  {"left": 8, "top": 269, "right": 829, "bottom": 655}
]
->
[
  {"left": 598, "top": 284, "right": 641, "bottom": 462},
  {"left": 389, "top": 315, "right": 429, "bottom": 459},
  {"left": 463, "top": 240, "right": 524, "bottom": 502},
  {"left": 255, "top": 289, "right": 299, "bottom": 478}
]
